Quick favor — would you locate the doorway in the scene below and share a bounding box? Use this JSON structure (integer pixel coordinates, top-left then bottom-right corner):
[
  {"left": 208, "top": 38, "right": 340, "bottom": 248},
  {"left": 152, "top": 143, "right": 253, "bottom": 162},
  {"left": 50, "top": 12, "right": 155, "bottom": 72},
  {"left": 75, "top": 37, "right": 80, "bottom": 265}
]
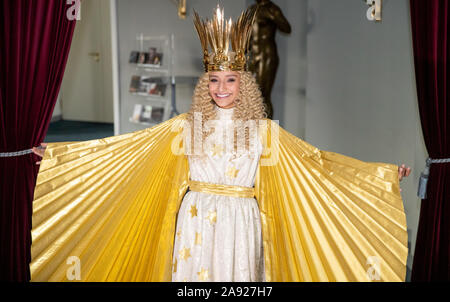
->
[{"left": 46, "top": 0, "right": 117, "bottom": 142}]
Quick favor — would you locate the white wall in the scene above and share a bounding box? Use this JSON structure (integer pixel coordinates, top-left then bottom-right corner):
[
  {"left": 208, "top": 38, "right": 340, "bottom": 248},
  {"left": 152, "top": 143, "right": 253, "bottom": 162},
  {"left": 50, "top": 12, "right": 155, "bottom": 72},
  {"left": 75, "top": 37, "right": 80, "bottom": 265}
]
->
[
  {"left": 51, "top": 93, "right": 62, "bottom": 121},
  {"left": 305, "top": 0, "right": 426, "bottom": 279}
]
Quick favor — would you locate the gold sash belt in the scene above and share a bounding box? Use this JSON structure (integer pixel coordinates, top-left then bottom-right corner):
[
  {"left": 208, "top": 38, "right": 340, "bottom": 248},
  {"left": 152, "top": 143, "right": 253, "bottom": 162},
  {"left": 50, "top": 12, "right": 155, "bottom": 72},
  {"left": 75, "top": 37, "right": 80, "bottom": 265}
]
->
[{"left": 188, "top": 180, "right": 255, "bottom": 198}]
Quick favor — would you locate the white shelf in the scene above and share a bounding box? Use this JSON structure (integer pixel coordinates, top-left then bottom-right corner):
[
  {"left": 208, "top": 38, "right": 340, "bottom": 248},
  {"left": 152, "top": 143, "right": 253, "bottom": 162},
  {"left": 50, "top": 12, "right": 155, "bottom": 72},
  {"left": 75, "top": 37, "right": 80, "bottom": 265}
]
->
[
  {"left": 134, "top": 64, "right": 169, "bottom": 73},
  {"left": 129, "top": 117, "right": 158, "bottom": 127},
  {"left": 130, "top": 92, "right": 168, "bottom": 100},
  {"left": 123, "top": 33, "right": 176, "bottom": 134}
]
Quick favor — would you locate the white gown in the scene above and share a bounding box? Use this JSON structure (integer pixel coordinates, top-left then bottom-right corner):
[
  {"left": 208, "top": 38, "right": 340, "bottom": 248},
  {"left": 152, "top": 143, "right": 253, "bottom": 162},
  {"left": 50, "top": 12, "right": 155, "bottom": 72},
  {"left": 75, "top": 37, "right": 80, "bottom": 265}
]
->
[{"left": 171, "top": 106, "right": 265, "bottom": 282}]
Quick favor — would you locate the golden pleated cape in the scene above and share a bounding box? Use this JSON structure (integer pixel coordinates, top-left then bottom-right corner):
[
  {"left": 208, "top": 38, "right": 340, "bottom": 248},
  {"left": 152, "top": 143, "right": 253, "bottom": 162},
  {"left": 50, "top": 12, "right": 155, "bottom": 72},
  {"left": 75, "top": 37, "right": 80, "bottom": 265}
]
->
[{"left": 30, "top": 113, "right": 408, "bottom": 281}]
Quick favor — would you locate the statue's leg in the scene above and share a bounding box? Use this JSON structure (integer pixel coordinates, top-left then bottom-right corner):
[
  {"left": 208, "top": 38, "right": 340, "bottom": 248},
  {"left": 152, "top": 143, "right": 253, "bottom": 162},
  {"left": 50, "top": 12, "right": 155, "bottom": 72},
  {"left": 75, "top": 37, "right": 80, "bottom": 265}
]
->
[{"left": 260, "top": 55, "right": 279, "bottom": 119}]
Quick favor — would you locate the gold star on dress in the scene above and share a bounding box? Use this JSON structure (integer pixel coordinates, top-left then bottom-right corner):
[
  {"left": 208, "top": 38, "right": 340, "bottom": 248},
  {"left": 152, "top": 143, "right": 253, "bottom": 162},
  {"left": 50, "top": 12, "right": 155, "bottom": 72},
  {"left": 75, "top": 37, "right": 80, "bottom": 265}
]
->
[
  {"left": 226, "top": 166, "right": 239, "bottom": 178},
  {"left": 197, "top": 267, "right": 209, "bottom": 281},
  {"left": 179, "top": 247, "right": 191, "bottom": 261},
  {"left": 195, "top": 232, "right": 202, "bottom": 245},
  {"left": 176, "top": 230, "right": 182, "bottom": 239},
  {"left": 189, "top": 205, "right": 198, "bottom": 218},
  {"left": 211, "top": 143, "right": 224, "bottom": 157},
  {"left": 173, "top": 258, "right": 177, "bottom": 273},
  {"left": 206, "top": 210, "right": 217, "bottom": 225}
]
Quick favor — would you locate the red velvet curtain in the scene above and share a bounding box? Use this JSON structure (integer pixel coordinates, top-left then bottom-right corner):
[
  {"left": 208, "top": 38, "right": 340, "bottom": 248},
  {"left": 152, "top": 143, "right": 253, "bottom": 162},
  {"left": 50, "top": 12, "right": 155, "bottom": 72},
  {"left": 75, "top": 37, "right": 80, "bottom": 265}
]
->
[
  {"left": 0, "top": 0, "right": 76, "bottom": 281},
  {"left": 410, "top": 0, "right": 450, "bottom": 281}
]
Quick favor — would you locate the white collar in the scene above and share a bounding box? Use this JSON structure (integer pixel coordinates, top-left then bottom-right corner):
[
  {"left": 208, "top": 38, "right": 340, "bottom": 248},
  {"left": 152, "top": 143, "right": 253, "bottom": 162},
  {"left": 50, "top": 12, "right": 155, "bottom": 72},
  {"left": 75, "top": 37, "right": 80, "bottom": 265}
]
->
[{"left": 214, "top": 105, "right": 235, "bottom": 120}]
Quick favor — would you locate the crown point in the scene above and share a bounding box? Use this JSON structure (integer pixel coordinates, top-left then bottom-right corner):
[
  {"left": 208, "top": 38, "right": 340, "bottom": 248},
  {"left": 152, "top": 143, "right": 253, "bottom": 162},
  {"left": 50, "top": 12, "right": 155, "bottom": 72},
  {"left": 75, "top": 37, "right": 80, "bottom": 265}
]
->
[{"left": 193, "top": 5, "right": 257, "bottom": 72}]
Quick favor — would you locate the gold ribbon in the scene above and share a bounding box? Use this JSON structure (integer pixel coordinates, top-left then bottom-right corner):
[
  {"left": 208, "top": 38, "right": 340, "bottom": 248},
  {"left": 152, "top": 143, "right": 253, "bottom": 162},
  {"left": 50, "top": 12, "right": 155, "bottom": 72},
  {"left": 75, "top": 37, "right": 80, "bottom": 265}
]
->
[{"left": 188, "top": 180, "right": 255, "bottom": 198}]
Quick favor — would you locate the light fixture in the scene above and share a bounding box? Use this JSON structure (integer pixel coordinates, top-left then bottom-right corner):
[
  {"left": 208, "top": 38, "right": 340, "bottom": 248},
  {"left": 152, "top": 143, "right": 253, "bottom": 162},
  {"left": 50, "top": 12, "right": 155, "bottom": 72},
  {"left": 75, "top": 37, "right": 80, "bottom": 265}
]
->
[{"left": 171, "top": 0, "right": 187, "bottom": 19}]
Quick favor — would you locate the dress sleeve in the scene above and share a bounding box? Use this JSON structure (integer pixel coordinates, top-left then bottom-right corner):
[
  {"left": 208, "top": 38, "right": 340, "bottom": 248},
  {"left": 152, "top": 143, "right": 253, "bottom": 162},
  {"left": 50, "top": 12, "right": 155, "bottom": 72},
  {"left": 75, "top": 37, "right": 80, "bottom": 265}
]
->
[
  {"left": 30, "top": 114, "right": 189, "bottom": 281},
  {"left": 255, "top": 120, "right": 408, "bottom": 282}
]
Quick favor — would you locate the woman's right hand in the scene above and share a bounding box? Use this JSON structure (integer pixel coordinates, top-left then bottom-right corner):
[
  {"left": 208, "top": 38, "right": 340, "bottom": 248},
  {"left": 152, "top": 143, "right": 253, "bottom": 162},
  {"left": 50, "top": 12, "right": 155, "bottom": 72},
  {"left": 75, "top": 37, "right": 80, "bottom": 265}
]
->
[{"left": 32, "top": 143, "right": 48, "bottom": 165}]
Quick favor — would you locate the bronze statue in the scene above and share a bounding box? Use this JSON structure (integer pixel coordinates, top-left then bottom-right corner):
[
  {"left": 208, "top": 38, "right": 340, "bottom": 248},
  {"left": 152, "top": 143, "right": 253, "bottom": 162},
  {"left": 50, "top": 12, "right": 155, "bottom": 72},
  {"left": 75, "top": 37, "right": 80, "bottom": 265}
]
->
[{"left": 248, "top": 0, "right": 291, "bottom": 119}]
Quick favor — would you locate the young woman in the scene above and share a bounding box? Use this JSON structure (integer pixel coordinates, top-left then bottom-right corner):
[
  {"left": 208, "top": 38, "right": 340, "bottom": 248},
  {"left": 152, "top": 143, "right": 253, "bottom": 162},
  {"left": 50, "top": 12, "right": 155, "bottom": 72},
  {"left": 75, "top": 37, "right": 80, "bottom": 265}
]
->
[
  {"left": 31, "top": 6, "right": 411, "bottom": 282},
  {"left": 171, "top": 70, "right": 266, "bottom": 282}
]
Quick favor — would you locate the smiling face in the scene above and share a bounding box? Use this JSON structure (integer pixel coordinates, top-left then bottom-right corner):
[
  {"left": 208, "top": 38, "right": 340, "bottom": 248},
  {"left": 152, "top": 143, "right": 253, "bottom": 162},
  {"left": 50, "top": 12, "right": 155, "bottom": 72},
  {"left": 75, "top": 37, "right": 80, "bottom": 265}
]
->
[{"left": 208, "top": 71, "right": 240, "bottom": 109}]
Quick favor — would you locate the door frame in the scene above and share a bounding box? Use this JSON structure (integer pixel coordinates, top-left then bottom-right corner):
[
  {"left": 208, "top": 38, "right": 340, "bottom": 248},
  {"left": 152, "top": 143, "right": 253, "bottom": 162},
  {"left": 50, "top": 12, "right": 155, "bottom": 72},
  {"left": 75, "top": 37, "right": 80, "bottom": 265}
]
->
[{"left": 110, "top": 0, "right": 120, "bottom": 135}]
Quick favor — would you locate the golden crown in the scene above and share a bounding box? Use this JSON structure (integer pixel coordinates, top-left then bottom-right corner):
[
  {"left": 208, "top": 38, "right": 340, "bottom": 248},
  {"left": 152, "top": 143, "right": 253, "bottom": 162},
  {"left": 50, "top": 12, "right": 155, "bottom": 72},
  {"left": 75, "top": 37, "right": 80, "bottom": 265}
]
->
[{"left": 193, "top": 5, "right": 257, "bottom": 72}]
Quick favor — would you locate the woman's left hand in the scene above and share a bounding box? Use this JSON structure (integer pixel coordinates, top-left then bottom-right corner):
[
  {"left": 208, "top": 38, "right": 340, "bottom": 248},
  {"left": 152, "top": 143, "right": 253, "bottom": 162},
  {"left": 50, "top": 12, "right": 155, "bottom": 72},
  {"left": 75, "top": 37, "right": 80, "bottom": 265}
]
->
[
  {"left": 398, "top": 164, "right": 411, "bottom": 181},
  {"left": 398, "top": 164, "right": 411, "bottom": 192},
  {"left": 32, "top": 143, "right": 48, "bottom": 165}
]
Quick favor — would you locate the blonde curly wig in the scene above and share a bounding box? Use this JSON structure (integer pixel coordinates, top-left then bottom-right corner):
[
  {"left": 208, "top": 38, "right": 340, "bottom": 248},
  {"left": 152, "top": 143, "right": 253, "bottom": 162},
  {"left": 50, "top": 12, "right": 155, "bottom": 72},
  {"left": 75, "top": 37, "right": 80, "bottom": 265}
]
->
[{"left": 185, "top": 71, "right": 267, "bottom": 155}]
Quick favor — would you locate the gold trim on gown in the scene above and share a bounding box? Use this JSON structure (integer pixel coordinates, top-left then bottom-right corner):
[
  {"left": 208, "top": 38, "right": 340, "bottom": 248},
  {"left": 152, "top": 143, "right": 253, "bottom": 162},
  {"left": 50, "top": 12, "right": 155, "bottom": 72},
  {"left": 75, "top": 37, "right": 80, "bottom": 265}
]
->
[{"left": 30, "top": 113, "right": 407, "bottom": 281}]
